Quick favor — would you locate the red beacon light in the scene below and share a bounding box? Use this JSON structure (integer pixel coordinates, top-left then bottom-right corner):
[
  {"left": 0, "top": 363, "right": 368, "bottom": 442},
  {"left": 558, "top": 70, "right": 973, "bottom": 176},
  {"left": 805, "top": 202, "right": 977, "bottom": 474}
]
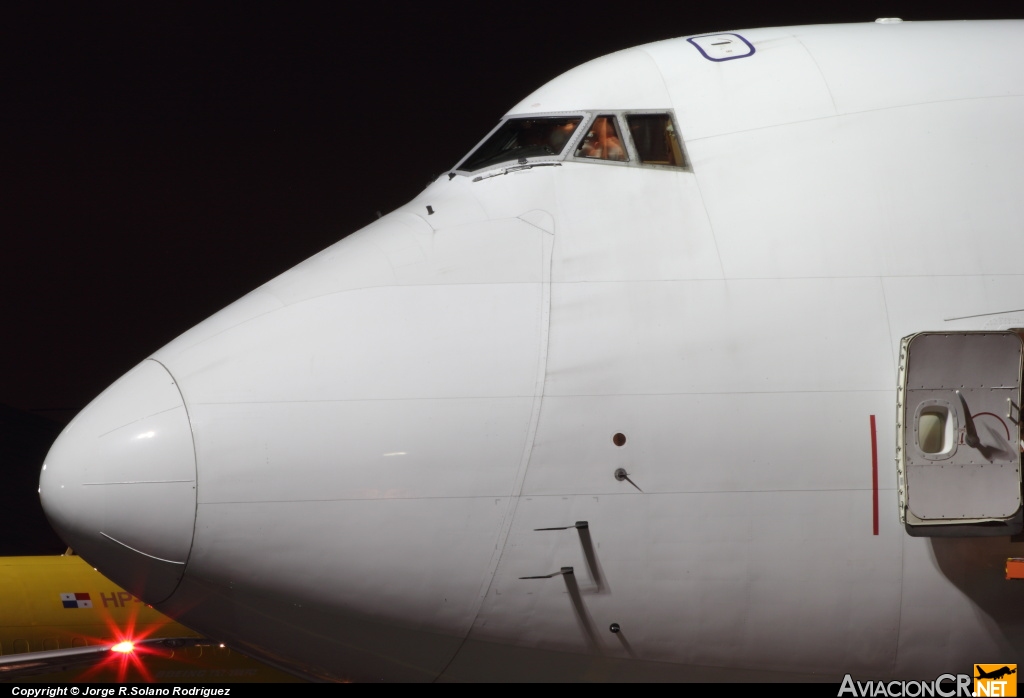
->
[{"left": 111, "top": 641, "right": 135, "bottom": 654}]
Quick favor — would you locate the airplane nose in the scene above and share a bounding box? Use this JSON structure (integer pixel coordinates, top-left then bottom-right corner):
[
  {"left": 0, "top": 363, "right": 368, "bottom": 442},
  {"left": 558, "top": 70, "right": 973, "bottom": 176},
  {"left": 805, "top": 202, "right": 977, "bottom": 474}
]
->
[{"left": 40, "top": 359, "right": 197, "bottom": 604}]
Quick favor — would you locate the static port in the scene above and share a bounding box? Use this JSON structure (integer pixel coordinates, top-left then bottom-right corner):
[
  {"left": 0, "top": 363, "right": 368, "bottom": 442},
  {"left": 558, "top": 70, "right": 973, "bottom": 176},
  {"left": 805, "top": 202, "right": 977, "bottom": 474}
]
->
[{"left": 613, "top": 433, "right": 626, "bottom": 446}]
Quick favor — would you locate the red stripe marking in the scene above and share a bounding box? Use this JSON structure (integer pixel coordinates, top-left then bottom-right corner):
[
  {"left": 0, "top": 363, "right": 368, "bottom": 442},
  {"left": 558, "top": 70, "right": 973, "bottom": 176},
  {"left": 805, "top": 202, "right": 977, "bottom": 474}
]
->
[{"left": 870, "top": 414, "right": 879, "bottom": 536}]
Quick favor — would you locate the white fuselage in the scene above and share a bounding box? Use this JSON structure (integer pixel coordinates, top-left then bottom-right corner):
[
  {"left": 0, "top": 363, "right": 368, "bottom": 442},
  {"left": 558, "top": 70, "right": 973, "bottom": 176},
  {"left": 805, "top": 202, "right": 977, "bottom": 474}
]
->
[{"left": 40, "top": 20, "right": 1024, "bottom": 681}]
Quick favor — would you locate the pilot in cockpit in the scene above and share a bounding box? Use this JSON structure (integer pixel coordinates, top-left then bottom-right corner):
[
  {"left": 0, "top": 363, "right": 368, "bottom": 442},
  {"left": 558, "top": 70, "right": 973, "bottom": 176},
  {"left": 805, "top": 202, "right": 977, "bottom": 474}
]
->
[
  {"left": 548, "top": 121, "right": 578, "bottom": 152},
  {"left": 577, "top": 116, "right": 626, "bottom": 161},
  {"left": 458, "top": 116, "right": 583, "bottom": 172}
]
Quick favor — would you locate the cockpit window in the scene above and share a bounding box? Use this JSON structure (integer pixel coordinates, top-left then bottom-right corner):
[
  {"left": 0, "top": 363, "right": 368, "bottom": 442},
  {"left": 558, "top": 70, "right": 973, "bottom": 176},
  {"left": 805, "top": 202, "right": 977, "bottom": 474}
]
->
[
  {"left": 575, "top": 116, "right": 627, "bottom": 162},
  {"left": 626, "top": 113, "right": 685, "bottom": 167},
  {"left": 459, "top": 117, "right": 582, "bottom": 172}
]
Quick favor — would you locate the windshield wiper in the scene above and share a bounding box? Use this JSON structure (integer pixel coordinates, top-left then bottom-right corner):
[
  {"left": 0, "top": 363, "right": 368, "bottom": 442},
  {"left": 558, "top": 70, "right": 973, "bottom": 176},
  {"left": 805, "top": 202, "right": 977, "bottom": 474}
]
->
[{"left": 472, "top": 161, "right": 561, "bottom": 182}]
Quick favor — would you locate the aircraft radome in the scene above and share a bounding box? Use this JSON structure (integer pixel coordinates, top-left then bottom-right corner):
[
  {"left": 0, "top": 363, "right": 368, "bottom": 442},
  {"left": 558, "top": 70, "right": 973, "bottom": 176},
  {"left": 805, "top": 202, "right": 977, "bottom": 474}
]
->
[{"left": 38, "top": 19, "right": 1024, "bottom": 682}]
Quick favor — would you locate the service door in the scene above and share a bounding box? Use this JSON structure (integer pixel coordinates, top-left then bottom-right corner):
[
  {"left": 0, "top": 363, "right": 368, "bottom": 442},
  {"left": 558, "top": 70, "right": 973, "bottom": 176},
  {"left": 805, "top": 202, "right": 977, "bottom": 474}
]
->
[{"left": 899, "top": 331, "right": 1023, "bottom": 536}]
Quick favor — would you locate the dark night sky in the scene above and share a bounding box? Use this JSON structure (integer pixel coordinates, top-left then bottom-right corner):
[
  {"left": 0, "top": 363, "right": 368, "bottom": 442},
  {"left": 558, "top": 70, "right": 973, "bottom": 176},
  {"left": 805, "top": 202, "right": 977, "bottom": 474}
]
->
[{"left": 3, "top": 1, "right": 1022, "bottom": 555}]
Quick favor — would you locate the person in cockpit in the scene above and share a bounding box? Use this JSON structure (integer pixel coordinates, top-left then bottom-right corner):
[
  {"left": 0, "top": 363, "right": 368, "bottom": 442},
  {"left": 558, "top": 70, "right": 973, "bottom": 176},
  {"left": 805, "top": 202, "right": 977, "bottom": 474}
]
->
[
  {"left": 548, "top": 121, "right": 578, "bottom": 152},
  {"left": 577, "top": 116, "right": 626, "bottom": 161}
]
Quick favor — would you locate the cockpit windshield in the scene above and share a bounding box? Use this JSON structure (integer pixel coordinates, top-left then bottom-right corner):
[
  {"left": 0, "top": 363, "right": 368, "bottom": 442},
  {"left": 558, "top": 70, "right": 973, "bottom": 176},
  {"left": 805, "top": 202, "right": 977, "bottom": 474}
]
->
[{"left": 459, "top": 117, "right": 582, "bottom": 172}]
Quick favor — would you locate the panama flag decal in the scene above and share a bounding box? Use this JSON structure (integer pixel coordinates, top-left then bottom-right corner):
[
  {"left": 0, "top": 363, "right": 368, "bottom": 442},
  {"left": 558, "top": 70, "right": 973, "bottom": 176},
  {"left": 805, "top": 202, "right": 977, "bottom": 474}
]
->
[{"left": 60, "top": 592, "right": 92, "bottom": 609}]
